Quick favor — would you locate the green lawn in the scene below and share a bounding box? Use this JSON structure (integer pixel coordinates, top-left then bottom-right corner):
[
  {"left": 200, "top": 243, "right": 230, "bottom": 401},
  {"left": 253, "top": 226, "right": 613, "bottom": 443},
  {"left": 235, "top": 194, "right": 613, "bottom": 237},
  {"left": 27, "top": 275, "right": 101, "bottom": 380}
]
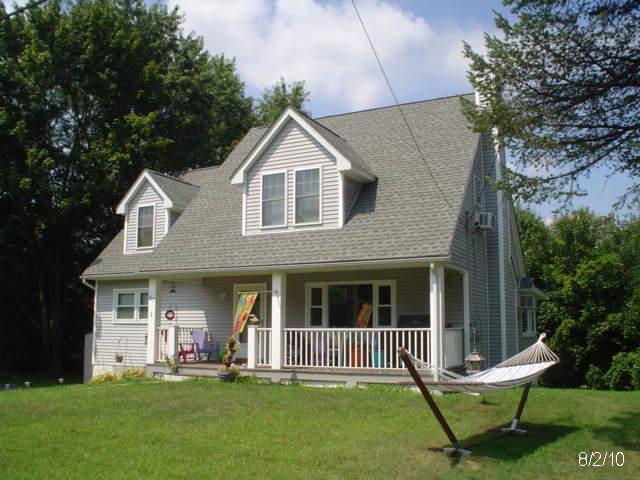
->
[{"left": 0, "top": 379, "right": 638, "bottom": 479}]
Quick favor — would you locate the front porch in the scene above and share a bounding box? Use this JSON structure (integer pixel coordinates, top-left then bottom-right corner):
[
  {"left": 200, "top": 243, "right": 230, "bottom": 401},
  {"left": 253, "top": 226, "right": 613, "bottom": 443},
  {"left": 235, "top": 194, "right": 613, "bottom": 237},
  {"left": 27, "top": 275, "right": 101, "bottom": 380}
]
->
[{"left": 146, "top": 263, "right": 470, "bottom": 383}]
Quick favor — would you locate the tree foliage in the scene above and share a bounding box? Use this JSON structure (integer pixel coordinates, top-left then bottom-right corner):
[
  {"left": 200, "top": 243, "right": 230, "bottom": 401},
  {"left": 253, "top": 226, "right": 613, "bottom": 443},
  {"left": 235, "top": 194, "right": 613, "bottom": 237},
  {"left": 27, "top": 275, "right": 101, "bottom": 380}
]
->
[
  {"left": 254, "top": 77, "right": 310, "bottom": 126},
  {"left": 516, "top": 206, "right": 640, "bottom": 389},
  {"left": 0, "top": 0, "right": 253, "bottom": 374},
  {"left": 464, "top": 0, "right": 640, "bottom": 207}
]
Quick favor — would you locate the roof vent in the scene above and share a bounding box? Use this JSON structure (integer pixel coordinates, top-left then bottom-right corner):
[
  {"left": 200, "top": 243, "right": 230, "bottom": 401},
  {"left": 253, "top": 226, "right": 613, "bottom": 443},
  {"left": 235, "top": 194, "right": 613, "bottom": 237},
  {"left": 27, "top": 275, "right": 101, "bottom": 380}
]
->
[{"left": 475, "top": 212, "right": 495, "bottom": 231}]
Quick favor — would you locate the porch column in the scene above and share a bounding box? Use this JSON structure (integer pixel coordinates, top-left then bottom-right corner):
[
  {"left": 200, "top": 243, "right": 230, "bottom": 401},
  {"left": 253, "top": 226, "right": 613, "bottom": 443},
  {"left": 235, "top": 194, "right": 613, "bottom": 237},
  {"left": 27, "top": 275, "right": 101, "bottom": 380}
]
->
[
  {"left": 147, "top": 278, "right": 162, "bottom": 364},
  {"left": 463, "top": 271, "right": 471, "bottom": 357},
  {"left": 429, "top": 263, "right": 445, "bottom": 380},
  {"left": 271, "top": 272, "right": 287, "bottom": 370}
]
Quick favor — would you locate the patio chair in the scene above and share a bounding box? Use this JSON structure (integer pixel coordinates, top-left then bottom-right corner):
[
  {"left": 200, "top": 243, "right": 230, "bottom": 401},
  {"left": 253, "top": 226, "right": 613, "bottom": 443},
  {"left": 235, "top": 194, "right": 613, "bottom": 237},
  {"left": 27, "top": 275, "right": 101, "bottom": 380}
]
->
[
  {"left": 192, "top": 330, "right": 220, "bottom": 362},
  {"left": 178, "top": 336, "right": 196, "bottom": 363}
]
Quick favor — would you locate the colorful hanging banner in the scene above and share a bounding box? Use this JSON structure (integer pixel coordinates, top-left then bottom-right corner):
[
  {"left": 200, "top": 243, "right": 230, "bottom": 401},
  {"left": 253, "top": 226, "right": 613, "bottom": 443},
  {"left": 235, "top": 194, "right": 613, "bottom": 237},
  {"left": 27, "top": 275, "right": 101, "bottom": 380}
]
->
[
  {"left": 231, "top": 292, "right": 258, "bottom": 337},
  {"left": 355, "top": 302, "right": 372, "bottom": 328}
]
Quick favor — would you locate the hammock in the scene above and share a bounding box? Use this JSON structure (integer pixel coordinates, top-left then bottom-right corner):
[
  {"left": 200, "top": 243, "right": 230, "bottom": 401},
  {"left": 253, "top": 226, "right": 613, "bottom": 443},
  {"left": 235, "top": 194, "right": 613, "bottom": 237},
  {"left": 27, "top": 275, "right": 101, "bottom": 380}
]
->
[
  {"left": 404, "top": 333, "right": 559, "bottom": 394},
  {"left": 398, "top": 333, "right": 559, "bottom": 455}
]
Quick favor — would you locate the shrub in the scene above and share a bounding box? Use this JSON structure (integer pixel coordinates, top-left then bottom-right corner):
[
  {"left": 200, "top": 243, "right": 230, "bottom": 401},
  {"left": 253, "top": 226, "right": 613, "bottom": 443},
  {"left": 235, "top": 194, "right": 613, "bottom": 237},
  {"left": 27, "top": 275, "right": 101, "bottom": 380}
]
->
[
  {"left": 89, "top": 372, "right": 119, "bottom": 384},
  {"left": 121, "top": 368, "right": 146, "bottom": 379},
  {"left": 603, "top": 349, "right": 640, "bottom": 390},
  {"left": 585, "top": 365, "right": 606, "bottom": 390}
]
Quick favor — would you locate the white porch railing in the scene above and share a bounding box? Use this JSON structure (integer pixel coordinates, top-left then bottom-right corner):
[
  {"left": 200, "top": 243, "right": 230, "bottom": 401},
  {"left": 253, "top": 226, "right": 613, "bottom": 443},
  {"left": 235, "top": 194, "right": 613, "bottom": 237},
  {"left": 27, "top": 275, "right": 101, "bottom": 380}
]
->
[
  {"left": 157, "top": 328, "right": 169, "bottom": 362},
  {"left": 257, "top": 327, "right": 272, "bottom": 366},
  {"left": 283, "top": 328, "right": 431, "bottom": 370},
  {"left": 156, "top": 326, "right": 204, "bottom": 362}
]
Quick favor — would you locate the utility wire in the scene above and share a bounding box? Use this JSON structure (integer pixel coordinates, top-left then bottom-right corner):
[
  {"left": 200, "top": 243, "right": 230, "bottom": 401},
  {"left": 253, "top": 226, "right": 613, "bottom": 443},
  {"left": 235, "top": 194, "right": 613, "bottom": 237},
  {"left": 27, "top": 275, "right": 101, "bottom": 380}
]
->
[
  {"left": 351, "top": 0, "right": 460, "bottom": 220},
  {"left": 2, "top": 0, "right": 49, "bottom": 20}
]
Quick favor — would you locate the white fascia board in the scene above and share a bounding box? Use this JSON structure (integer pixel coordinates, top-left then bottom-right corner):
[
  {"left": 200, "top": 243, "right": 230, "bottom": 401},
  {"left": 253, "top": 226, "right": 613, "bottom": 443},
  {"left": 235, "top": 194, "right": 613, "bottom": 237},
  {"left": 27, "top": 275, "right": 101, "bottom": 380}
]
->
[
  {"left": 230, "top": 107, "right": 374, "bottom": 185},
  {"left": 116, "top": 170, "right": 174, "bottom": 215}
]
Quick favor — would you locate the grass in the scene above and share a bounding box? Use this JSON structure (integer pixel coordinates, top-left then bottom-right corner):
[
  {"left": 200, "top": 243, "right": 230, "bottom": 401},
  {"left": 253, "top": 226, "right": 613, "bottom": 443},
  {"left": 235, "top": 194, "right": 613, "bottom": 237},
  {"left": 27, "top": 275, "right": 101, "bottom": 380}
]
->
[{"left": 0, "top": 379, "right": 638, "bottom": 479}]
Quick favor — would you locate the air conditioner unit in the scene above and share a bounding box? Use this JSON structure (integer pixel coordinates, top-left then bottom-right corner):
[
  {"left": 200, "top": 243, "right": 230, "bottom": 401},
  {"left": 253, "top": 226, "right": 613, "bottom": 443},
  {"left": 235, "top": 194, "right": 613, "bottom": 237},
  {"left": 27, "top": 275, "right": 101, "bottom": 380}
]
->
[{"left": 475, "top": 212, "right": 495, "bottom": 231}]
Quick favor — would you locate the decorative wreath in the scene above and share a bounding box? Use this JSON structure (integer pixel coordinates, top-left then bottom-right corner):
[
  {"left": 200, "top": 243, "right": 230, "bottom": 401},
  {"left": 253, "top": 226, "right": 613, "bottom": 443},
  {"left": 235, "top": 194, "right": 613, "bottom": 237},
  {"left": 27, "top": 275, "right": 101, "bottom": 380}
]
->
[{"left": 165, "top": 309, "right": 175, "bottom": 321}]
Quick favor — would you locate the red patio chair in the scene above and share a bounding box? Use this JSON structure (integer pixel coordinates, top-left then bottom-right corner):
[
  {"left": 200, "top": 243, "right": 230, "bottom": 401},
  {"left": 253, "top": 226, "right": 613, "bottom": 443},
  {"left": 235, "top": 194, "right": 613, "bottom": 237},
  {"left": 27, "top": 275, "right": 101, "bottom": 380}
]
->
[{"left": 178, "top": 337, "right": 195, "bottom": 363}]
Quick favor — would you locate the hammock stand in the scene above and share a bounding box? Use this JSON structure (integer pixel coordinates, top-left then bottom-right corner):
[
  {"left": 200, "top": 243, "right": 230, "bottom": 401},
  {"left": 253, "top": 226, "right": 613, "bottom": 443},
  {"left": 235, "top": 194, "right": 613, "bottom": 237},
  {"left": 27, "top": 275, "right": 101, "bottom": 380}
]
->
[{"left": 398, "top": 333, "right": 559, "bottom": 456}]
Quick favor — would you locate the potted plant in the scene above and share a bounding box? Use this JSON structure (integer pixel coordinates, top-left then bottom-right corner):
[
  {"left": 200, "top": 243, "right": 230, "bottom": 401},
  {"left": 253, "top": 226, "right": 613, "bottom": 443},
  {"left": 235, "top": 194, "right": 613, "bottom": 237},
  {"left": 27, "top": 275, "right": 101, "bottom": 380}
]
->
[
  {"left": 165, "top": 355, "right": 180, "bottom": 374},
  {"left": 217, "top": 364, "right": 240, "bottom": 382}
]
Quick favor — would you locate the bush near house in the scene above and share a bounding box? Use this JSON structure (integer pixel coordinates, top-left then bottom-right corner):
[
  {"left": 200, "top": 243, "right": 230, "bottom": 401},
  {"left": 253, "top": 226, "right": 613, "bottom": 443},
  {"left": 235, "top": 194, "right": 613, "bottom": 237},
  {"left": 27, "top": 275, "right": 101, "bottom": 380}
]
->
[{"left": 518, "top": 207, "right": 640, "bottom": 389}]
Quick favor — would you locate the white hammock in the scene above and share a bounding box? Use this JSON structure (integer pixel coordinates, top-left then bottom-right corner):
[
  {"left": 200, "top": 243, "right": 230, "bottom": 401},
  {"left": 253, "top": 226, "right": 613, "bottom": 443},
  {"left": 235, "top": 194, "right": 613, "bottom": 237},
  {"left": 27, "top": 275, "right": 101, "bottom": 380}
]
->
[
  {"left": 397, "top": 333, "right": 560, "bottom": 454},
  {"left": 405, "top": 333, "right": 559, "bottom": 394}
]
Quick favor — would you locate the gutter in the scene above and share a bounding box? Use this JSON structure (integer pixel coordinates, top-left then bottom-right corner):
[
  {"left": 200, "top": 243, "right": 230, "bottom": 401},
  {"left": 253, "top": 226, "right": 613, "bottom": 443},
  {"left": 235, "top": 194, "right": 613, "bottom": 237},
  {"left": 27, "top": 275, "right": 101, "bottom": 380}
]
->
[
  {"left": 81, "top": 255, "right": 451, "bottom": 280},
  {"left": 81, "top": 278, "right": 96, "bottom": 290}
]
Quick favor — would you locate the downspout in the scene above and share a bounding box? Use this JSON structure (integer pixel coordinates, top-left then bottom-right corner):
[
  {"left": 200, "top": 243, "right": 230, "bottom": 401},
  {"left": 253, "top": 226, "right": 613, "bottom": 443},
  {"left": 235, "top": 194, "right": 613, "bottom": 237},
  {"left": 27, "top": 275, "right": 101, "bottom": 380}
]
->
[{"left": 82, "top": 277, "right": 96, "bottom": 291}]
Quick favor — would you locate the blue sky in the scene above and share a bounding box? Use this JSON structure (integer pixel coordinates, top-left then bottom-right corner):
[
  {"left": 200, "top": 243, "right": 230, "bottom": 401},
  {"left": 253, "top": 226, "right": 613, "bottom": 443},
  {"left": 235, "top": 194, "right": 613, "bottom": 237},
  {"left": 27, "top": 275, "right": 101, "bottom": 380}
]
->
[
  {"left": 13, "top": 0, "right": 629, "bottom": 218},
  {"left": 166, "top": 0, "right": 632, "bottom": 219}
]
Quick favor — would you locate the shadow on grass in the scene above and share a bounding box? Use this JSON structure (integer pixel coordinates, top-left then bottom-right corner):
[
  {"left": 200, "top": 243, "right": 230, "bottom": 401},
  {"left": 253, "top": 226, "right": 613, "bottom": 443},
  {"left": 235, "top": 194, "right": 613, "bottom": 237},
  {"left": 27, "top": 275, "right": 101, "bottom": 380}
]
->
[
  {"left": 432, "top": 423, "right": 577, "bottom": 466},
  {"left": 590, "top": 411, "right": 640, "bottom": 452}
]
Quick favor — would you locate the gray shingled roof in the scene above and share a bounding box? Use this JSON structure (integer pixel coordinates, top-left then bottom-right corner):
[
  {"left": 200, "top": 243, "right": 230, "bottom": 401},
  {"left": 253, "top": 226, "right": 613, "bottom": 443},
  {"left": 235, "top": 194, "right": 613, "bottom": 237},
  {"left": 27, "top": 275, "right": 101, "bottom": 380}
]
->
[
  {"left": 146, "top": 170, "right": 200, "bottom": 208},
  {"left": 83, "top": 94, "right": 479, "bottom": 277}
]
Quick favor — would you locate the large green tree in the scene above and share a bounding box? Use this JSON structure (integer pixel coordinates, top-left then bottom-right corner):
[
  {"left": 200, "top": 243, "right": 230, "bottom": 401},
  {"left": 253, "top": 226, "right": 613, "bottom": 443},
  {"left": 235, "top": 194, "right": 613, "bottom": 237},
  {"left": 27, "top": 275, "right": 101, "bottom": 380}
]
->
[
  {"left": 464, "top": 0, "right": 640, "bottom": 207},
  {"left": 253, "top": 77, "right": 310, "bottom": 126},
  {"left": 0, "top": 0, "right": 253, "bottom": 374},
  {"left": 516, "top": 207, "right": 640, "bottom": 389}
]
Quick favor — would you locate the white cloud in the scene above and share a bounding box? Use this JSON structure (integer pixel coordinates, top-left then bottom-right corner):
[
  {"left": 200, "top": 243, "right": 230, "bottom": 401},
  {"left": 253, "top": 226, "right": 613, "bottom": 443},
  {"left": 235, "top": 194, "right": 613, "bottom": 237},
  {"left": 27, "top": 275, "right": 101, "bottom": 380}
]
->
[{"left": 174, "top": 0, "right": 487, "bottom": 115}]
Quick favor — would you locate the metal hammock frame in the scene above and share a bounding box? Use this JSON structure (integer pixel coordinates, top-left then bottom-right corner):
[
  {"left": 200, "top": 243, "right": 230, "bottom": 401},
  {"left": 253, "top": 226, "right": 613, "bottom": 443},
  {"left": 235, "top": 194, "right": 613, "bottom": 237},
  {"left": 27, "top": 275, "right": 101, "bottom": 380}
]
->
[{"left": 398, "top": 333, "right": 559, "bottom": 455}]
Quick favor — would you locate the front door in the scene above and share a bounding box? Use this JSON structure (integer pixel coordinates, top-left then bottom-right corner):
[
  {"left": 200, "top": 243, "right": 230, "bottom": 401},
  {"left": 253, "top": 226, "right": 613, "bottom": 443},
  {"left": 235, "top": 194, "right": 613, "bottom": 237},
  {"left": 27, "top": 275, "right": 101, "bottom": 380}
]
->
[{"left": 233, "top": 283, "right": 268, "bottom": 360}]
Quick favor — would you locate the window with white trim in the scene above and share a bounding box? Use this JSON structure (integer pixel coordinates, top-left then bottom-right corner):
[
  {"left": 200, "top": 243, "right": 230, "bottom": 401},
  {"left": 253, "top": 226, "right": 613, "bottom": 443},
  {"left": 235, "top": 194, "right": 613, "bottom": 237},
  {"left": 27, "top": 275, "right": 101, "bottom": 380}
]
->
[
  {"left": 137, "top": 205, "right": 154, "bottom": 248},
  {"left": 309, "top": 287, "right": 324, "bottom": 326},
  {"left": 114, "top": 290, "right": 149, "bottom": 323},
  {"left": 305, "top": 281, "right": 396, "bottom": 328},
  {"left": 377, "top": 284, "right": 393, "bottom": 327},
  {"left": 295, "top": 168, "right": 320, "bottom": 224},
  {"left": 519, "top": 295, "right": 536, "bottom": 335},
  {"left": 261, "top": 172, "right": 286, "bottom": 227}
]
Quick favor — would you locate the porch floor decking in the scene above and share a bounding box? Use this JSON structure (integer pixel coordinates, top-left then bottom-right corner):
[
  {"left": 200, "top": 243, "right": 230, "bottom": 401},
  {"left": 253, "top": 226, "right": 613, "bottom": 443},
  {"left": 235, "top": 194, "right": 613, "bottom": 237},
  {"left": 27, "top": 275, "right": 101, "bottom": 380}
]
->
[{"left": 146, "top": 361, "right": 426, "bottom": 386}]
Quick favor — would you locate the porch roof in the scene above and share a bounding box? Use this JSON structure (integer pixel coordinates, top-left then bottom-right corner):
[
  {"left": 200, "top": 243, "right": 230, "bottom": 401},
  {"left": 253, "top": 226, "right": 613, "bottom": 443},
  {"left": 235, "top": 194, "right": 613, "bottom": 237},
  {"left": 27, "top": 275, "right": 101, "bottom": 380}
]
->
[{"left": 83, "top": 94, "right": 479, "bottom": 278}]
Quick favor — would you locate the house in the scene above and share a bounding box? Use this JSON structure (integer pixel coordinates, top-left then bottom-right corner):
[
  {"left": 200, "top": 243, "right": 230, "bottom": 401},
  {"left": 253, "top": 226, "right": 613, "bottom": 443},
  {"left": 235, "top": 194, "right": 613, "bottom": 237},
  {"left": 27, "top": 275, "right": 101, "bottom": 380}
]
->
[{"left": 81, "top": 94, "right": 544, "bottom": 385}]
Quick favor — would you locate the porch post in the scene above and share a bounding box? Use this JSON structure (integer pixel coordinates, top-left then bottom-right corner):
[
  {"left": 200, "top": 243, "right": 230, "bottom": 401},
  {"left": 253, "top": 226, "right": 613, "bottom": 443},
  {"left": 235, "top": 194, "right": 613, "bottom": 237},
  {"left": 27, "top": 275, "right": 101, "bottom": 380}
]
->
[
  {"left": 463, "top": 271, "right": 471, "bottom": 357},
  {"left": 147, "top": 278, "right": 162, "bottom": 364},
  {"left": 271, "top": 272, "right": 287, "bottom": 370},
  {"left": 247, "top": 324, "right": 257, "bottom": 369},
  {"left": 429, "top": 263, "right": 445, "bottom": 380}
]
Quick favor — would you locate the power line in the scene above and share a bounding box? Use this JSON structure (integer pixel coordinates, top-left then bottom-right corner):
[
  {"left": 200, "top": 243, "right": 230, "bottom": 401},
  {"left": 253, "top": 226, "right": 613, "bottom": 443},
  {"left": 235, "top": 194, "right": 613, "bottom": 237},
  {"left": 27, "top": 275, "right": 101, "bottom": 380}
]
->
[{"left": 350, "top": 0, "right": 460, "bottom": 220}]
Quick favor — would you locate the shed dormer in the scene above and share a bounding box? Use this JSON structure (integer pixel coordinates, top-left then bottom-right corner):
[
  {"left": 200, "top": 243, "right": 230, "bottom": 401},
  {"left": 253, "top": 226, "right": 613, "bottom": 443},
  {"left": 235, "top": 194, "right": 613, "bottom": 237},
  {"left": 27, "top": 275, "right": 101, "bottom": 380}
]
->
[
  {"left": 230, "top": 108, "right": 375, "bottom": 235},
  {"left": 116, "top": 169, "right": 199, "bottom": 254}
]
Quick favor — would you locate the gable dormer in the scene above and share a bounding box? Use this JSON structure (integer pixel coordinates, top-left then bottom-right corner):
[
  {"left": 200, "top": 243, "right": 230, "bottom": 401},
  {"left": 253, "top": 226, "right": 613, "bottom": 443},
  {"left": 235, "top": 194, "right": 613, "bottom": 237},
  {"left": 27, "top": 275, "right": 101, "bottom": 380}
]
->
[
  {"left": 230, "top": 108, "right": 375, "bottom": 235},
  {"left": 116, "top": 170, "right": 199, "bottom": 254}
]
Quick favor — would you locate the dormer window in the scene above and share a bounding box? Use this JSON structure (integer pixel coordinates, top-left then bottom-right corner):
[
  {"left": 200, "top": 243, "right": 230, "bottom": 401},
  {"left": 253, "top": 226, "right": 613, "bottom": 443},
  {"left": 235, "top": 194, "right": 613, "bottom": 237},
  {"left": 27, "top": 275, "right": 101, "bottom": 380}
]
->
[
  {"left": 295, "top": 168, "right": 321, "bottom": 224},
  {"left": 261, "top": 172, "right": 286, "bottom": 227},
  {"left": 137, "top": 205, "right": 155, "bottom": 248}
]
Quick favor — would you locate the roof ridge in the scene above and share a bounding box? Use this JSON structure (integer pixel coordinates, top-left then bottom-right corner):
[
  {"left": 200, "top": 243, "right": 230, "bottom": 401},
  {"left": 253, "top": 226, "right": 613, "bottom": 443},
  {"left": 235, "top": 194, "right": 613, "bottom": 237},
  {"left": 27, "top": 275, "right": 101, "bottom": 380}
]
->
[
  {"left": 313, "top": 92, "right": 474, "bottom": 121},
  {"left": 146, "top": 168, "right": 200, "bottom": 188}
]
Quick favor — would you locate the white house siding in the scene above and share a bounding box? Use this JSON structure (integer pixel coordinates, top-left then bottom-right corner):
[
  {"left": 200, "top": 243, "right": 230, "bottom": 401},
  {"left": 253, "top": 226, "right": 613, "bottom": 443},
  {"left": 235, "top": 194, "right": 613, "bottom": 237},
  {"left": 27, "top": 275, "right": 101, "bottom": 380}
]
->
[
  {"left": 159, "top": 275, "right": 272, "bottom": 345},
  {"left": 286, "top": 268, "right": 429, "bottom": 328},
  {"left": 449, "top": 138, "right": 496, "bottom": 365},
  {"left": 343, "top": 175, "right": 362, "bottom": 221},
  {"left": 94, "top": 280, "right": 149, "bottom": 371},
  {"left": 245, "top": 119, "right": 341, "bottom": 234},
  {"left": 444, "top": 270, "right": 464, "bottom": 328},
  {"left": 125, "top": 180, "right": 167, "bottom": 253}
]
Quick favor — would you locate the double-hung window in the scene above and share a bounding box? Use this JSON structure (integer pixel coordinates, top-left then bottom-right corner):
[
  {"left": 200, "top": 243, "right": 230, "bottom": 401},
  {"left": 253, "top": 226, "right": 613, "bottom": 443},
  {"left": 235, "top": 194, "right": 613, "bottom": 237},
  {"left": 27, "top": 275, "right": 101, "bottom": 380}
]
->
[
  {"left": 261, "top": 172, "right": 286, "bottom": 227},
  {"left": 115, "top": 290, "right": 149, "bottom": 323},
  {"left": 295, "top": 168, "right": 320, "bottom": 224},
  {"left": 519, "top": 295, "right": 536, "bottom": 336},
  {"left": 137, "top": 205, "right": 155, "bottom": 248}
]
